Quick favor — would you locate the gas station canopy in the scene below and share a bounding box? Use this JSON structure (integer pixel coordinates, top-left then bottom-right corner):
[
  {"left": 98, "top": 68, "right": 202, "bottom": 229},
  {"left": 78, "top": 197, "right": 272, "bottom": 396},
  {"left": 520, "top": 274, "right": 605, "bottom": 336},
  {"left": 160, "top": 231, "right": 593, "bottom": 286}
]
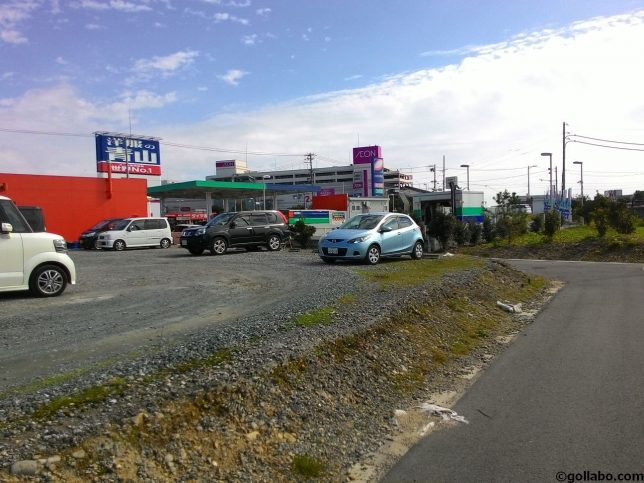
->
[{"left": 147, "top": 179, "right": 322, "bottom": 200}]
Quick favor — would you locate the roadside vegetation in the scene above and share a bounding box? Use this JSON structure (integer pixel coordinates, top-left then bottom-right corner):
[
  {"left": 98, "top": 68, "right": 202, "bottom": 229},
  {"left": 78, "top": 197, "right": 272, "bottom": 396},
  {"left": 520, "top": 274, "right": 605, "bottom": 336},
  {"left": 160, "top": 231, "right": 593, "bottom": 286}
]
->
[{"left": 428, "top": 190, "right": 644, "bottom": 263}]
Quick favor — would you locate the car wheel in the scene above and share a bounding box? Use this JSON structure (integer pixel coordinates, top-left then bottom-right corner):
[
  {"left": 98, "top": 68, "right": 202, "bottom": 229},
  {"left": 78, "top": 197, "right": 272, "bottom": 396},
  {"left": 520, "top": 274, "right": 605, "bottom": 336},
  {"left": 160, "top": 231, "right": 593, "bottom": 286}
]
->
[
  {"left": 365, "top": 245, "right": 381, "bottom": 265},
  {"left": 411, "top": 241, "right": 424, "bottom": 259},
  {"left": 160, "top": 238, "right": 171, "bottom": 249},
  {"left": 321, "top": 257, "right": 336, "bottom": 264},
  {"left": 188, "top": 247, "right": 204, "bottom": 256},
  {"left": 267, "top": 234, "right": 282, "bottom": 251},
  {"left": 113, "top": 239, "right": 126, "bottom": 251},
  {"left": 29, "top": 264, "right": 67, "bottom": 297},
  {"left": 210, "top": 237, "right": 227, "bottom": 255}
]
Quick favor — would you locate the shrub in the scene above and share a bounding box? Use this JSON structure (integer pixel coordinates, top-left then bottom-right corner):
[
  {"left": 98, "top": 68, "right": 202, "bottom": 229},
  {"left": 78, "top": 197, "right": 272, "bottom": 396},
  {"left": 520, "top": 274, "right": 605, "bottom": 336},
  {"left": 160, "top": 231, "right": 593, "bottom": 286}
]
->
[
  {"left": 544, "top": 210, "right": 561, "bottom": 238},
  {"left": 594, "top": 208, "right": 609, "bottom": 237},
  {"left": 289, "top": 220, "right": 316, "bottom": 248},
  {"left": 468, "top": 221, "right": 482, "bottom": 245},
  {"left": 530, "top": 214, "right": 544, "bottom": 233},
  {"left": 427, "top": 211, "right": 456, "bottom": 251},
  {"left": 482, "top": 215, "right": 495, "bottom": 242},
  {"left": 453, "top": 221, "right": 471, "bottom": 246}
]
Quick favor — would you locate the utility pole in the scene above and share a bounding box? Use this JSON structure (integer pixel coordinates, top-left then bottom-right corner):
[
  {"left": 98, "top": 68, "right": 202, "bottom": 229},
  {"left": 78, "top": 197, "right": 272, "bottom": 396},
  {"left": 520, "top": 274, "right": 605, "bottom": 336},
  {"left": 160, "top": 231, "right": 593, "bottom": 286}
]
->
[
  {"left": 442, "top": 155, "right": 446, "bottom": 191},
  {"left": 430, "top": 164, "right": 437, "bottom": 191},
  {"left": 304, "top": 153, "right": 315, "bottom": 184},
  {"left": 562, "top": 121, "right": 567, "bottom": 198}
]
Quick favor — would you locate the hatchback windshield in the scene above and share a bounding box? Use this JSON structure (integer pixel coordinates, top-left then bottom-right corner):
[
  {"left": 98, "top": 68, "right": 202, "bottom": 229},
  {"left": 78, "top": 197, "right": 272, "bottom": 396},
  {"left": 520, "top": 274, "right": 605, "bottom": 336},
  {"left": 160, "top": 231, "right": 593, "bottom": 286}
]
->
[
  {"left": 90, "top": 219, "right": 120, "bottom": 230},
  {"left": 339, "top": 214, "right": 385, "bottom": 230},
  {"left": 105, "top": 219, "right": 131, "bottom": 231},
  {"left": 206, "top": 212, "right": 235, "bottom": 227}
]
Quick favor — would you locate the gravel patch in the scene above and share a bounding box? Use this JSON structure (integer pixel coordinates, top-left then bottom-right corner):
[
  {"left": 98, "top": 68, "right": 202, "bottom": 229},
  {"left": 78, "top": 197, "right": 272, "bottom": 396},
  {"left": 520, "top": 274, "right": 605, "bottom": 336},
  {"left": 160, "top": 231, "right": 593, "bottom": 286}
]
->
[{"left": 0, "top": 252, "right": 552, "bottom": 481}]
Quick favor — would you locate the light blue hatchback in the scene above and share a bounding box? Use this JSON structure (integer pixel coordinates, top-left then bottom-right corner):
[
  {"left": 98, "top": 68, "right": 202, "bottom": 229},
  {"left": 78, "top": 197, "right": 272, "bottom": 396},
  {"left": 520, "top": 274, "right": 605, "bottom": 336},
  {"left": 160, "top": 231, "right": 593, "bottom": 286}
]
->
[{"left": 318, "top": 212, "right": 425, "bottom": 265}]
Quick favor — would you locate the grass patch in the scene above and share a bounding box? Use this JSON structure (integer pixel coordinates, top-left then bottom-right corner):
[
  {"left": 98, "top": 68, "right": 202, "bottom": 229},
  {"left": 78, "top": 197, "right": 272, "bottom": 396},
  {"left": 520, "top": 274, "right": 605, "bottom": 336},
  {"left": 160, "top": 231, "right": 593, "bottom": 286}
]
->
[
  {"left": 31, "top": 377, "right": 127, "bottom": 420},
  {"left": 355, "top": 256, "right": 484, "bottom": 288},
  {"left": 173, "top": 348, "right": 232, "bottom": 373},
  {"left": 291, "top": 454, "right": 326, "bottom": 478},
  {"left": 292, "top": 306, "right": 334, "bottom": 327},
  {"left": 270, "top": 358, "right": 308, "bottom": 387}
]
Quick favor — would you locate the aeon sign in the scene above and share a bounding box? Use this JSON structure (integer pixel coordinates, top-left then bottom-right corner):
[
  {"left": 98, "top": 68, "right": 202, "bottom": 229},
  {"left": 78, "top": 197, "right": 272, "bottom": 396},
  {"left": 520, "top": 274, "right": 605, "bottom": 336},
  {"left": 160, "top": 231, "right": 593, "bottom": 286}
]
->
[
  {"left": 353, "top": 145, "right": 382, "bottom": 164},
  {"left": 352, "top": 145, "right": 384, "bottom": 197}
]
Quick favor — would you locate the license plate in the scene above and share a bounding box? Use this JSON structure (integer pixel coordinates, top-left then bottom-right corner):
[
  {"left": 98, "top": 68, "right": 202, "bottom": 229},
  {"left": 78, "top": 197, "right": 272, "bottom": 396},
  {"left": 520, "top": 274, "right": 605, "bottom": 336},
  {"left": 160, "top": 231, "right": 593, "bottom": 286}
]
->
[
  {"left": 181, "top": 240, "right": 187, "bottom": 246},
  {"left": 328, "top": 247, "right": 338, "bottom": 254}
]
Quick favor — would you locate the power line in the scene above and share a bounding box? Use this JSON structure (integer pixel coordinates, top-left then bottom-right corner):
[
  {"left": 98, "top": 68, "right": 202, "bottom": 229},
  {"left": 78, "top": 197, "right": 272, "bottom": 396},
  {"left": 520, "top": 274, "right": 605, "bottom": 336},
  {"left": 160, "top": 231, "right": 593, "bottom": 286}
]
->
[
  {"left": 571, "top": 134, "right": 644, "bottom": 147},
  {"left": 570, "top": 139, "right": 644, "bottom": 152},
  {"left": 0, "top": 127, "right": 307, "bottom": 157}
]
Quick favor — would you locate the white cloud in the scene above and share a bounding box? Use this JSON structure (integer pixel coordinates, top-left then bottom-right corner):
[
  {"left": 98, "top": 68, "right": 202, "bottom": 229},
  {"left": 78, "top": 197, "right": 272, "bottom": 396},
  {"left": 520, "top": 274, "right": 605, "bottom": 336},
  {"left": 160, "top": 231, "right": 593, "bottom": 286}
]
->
[
  {"left": 256, "top": 8, "right": 271, "bottom": 17},
  {"left": 131, "top": 50, "right": 199, "bottom": 81},
  {"left": 74, "top": 0, "right": 152, "bottom": 13},
  {"left": 0, "top": 1, "right": 38, "bottom": 44},
  {"left": 3, "top": 10, "right": 644, "bottom": 199},
  {"left": 84, "top": 23, "right": 102, "bottom": 30},
  {"left": 218, "top": 69, "right": 248, "bottom": 86},
  {"left": 241, "top": 34, "right": 258, "bottom": 45}
]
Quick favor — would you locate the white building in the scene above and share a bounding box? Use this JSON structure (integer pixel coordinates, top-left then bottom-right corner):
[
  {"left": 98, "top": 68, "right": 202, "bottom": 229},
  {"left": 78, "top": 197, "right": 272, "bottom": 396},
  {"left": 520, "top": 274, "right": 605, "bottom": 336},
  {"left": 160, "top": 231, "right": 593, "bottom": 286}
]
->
[{"left": 205, "top": 160, "right": 413, "bottom": 209}]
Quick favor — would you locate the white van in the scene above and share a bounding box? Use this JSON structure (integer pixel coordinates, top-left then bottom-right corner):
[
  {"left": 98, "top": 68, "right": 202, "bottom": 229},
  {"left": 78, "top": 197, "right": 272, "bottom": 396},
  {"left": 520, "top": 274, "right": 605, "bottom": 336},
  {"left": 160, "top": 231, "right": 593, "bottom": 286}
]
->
[
  {"left": 96, "top": 217, "right": 172, "bottom": 251},
  {"left": 0, "top": 195, "right": 76, "bottom": 297}
]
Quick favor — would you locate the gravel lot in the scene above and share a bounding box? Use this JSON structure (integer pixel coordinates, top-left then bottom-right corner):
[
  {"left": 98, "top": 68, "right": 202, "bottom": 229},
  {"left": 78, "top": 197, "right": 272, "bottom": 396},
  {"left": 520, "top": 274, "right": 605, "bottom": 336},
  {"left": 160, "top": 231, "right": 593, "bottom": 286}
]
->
[
  {"left": 0, "top": 247, "right": 552, "bottom": 480},
  {"left": 0, "top": 246, "right": 359, "bottom": 395}
]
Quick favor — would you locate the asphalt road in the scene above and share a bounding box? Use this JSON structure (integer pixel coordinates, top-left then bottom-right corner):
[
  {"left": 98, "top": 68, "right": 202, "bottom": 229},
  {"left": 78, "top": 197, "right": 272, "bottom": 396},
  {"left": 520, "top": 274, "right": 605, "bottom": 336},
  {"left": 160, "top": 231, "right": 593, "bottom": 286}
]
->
[{"left": 383, "top": 259, "right": 644, "bottom": 483}]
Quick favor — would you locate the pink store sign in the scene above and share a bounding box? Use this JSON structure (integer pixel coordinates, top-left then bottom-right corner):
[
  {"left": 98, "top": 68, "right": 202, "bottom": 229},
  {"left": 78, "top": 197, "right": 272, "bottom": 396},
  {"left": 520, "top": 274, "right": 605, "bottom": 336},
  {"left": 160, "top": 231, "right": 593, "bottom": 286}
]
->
[{"left": 352, "top": 145, "right": 382, "bottom": 164}]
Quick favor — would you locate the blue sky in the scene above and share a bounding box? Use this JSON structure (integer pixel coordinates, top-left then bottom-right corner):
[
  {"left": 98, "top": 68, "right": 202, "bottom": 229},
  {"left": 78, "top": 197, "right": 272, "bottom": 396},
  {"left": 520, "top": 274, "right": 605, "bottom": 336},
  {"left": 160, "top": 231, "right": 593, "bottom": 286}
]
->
[{"left": 2, "top": 0, "right": 644, "bottom": 202}]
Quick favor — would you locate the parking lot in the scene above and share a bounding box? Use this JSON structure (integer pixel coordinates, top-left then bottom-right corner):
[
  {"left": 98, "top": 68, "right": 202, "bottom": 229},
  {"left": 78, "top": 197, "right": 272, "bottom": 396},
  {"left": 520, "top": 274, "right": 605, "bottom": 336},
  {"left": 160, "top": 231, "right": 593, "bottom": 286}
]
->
[{"left": 0, "top": 246, "right": 359, "bottom": 393}]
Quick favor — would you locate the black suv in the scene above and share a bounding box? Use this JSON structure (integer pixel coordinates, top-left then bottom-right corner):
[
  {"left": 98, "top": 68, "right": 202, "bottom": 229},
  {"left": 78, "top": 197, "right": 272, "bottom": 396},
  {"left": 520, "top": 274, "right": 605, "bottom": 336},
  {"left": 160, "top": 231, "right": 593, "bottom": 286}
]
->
[{"left": 180, "top": 211, "right": 290, "bottom": 256}]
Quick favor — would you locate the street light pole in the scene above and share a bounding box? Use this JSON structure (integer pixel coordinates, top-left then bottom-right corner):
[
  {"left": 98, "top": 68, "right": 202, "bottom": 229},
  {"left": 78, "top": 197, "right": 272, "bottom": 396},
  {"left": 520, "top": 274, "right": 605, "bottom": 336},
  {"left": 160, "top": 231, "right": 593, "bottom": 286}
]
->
[
  {"left": 541, "top": 152, "right": 553, "bottom": 211},
  {"left": 573, "top": 161, "right": 584, "bottom": 206},
  {"left": 527, "top": 164, "right": 537, "bottom": 198},
  {"left": 262, "top": 175, "right": 271, "bottom": 209},
  {"left": 460, "top": 164, "right": 470, "bottom": 190}
]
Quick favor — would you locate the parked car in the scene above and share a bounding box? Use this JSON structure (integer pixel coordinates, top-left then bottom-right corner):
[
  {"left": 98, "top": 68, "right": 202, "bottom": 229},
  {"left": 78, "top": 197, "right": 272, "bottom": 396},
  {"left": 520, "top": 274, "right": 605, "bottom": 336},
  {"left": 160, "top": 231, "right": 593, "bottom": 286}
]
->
[
  {"left": 18, "top": 205, "right": 46, "bottom": 232},
  {"left": 318, "top": 212, "right": 424, "bottom": 265},
  {"left": 96, "top": 217, "right": 172, "bottom": 251},
  {"left": 79, "top": 218, "right": 123, "bottom": 249},
  {"left": 171, "top": 223, "right": 201, "bottom": 245},
  {"left": 180, "top": 210, "right": 289, "bottom": 255},
  {"left": 0, "top": 195, "right": 76, "bottom": 297}
]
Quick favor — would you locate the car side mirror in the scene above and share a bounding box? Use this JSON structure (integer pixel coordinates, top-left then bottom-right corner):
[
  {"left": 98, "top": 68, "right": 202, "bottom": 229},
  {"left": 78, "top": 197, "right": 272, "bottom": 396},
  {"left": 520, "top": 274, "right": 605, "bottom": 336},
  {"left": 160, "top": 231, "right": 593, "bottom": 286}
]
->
[
  {"left": 380, "top": 226, "right": 393, "bottom": 233},
  {"left": 230, "top": 222, "right": 236, "bottom": 228},
  {"left": 1, "top": 222, "right": 14, "bottom": 234}
]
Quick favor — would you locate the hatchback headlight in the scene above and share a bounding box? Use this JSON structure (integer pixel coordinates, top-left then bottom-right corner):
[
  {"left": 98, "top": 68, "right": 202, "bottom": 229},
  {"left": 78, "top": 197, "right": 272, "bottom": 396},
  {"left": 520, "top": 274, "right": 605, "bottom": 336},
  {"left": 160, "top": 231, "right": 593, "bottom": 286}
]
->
[
  {"left": 53, "top": 239, "right": 67, "bottom": 253},
  {"left": 348, "top": 235, "right": 371, "bottom": 244},
  {"left": 195, "top": 227, "right": 206, "bottom": 236}
]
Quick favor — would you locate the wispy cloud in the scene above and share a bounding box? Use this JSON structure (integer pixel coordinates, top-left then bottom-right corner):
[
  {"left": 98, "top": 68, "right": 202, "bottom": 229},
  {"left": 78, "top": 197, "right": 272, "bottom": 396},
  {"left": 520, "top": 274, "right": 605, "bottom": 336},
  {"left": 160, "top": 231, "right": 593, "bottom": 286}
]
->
[
  {"left": 0, "top": 1, "right": 39, "bottom": 45},
  {"left": 241, "top": 34, "right": 258, "bottom": 45},
  {"left": 185, "top": 8, "right": 249, "bottom": 25},
  {"left": 218, "top": 69, "right": 248, "bottom": 86},
  {"left": 73, "top": 0, "right": 152, "bottom": 13},
  {"left": 132, "top": 50, "right": 199, "bottom": 79},
  {"left": 344, "top": 74, "right": 362, "bottom": 81},
  {"left": 84, "top": 23, "right": 102, "bottom": 30},
  {"left": 256, "top": 8, "right": 271, "bottom": 17}
]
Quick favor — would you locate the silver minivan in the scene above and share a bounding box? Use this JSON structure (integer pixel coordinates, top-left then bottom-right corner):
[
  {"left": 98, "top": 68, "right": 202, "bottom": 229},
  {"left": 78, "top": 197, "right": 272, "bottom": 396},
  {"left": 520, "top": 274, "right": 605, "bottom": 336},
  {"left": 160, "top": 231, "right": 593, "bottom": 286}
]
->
[
  {"left": 0, "top": 195, "right": 76, "bottom": 297},
  {"left": 96, "top": 217, "right": 172, "bottom": 251}
]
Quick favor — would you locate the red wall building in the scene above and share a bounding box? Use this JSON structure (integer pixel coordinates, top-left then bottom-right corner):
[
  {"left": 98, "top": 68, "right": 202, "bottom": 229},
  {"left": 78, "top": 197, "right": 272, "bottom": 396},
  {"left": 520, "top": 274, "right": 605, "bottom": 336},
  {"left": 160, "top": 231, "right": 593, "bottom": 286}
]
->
[{"left": 0, "top": 173, "right": 148, "bottom": 242}]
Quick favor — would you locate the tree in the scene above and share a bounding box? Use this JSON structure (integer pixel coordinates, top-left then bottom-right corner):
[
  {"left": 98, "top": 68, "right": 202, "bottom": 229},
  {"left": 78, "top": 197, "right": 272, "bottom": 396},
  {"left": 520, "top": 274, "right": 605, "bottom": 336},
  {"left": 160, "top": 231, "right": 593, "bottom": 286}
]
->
[
  {"left": 544, "top": 210, "right": 561, "bottom": 238},
  {"left": 289, "top": 220, "right": 316, "bottom": 248},
  {"left": 482, "top": 214, "right": 495, "bottom": 242},
  {"left": 427, "top": 211, "right": 456, "bottom": 251},
  {"left": 493, "top": 190, "right": 528, "bottom": 242}
]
